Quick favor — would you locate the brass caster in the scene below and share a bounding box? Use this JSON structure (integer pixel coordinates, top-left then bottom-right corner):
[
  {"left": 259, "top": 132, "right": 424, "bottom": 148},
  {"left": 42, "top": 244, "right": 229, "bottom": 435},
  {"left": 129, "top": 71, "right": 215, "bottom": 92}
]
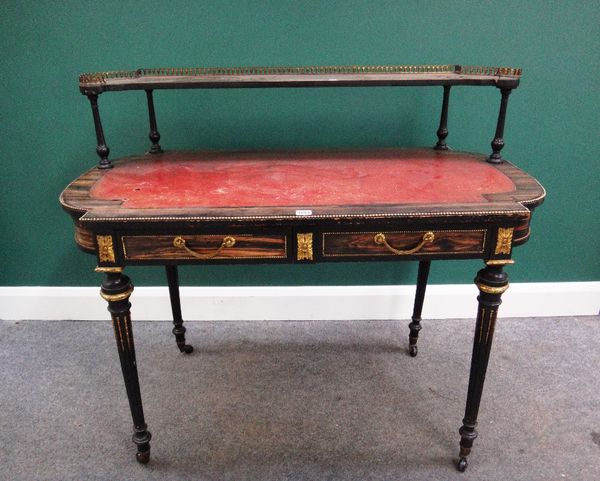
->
[{"left": 136, "top": 450, "right": 150, "bottom": 464}]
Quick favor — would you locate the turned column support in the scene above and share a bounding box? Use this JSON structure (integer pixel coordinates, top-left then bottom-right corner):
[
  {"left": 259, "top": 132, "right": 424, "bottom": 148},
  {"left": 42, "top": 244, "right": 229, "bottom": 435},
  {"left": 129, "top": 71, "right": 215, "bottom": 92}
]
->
[
  {"left": 87, "top": 93, "right": 111, "bottom": 169},
  {"left": 145, "top": 90, "right": 162, "bottom": 153},
  {"left": 457, "top": 262, "right": 509, "bottom": 472},
  {"left": 487, "top": 88, "right": 512, "bottom": 164},
  {"left": 99, "top": 268, "right": 152, "bottom": 463},
  {"left": 434, "top": 86, "right": 451, "bottom": 150}
]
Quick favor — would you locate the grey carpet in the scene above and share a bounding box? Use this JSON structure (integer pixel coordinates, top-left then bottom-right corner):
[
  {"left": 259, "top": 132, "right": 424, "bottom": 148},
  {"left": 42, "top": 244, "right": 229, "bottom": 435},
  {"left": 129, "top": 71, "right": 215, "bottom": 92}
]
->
[{"left": 0, "top": 317, "right": 599, "bottom": 481}]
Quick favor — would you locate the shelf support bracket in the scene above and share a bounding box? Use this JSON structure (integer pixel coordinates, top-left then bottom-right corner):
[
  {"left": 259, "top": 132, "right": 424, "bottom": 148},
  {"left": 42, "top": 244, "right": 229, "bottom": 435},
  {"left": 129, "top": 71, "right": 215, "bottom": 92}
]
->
[
  {"left": 145, "top": 90, "right": 162, "bottom": 154},
  {"left": 488, "top": 88, "right": 512, "bottom": 163},
  {"left": 87, "top": 93, "right": 111, "bottom": 169},
  {"left": 434, "top": 85, "right": 451, "bottom": 150}
]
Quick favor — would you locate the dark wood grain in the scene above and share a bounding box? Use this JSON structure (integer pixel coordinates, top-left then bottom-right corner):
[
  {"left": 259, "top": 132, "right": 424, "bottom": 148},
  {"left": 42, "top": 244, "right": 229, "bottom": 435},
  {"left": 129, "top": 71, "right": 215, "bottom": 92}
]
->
[
  {"left": 74, "top": 222, "right": 95, "bottom": 252},
  {"left": 122, "top": 234, "right": 287, "bottom": 261},
  {"left": 322, "top": 230, "right": 485, "bottom": 258}
]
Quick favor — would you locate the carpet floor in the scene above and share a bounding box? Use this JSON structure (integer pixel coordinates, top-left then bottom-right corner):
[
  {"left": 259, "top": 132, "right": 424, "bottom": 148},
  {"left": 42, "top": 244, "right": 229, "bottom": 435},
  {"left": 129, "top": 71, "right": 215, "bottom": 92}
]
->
[{"left": 0, "top": 317, "right": 598, "bottom": 481}]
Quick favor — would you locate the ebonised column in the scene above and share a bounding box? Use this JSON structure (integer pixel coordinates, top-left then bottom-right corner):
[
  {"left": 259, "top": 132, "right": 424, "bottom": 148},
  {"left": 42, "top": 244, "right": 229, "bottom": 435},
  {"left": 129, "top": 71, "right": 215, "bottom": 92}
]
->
[
  {"left": 87, "top": 94, "right": 111, "bottom": 169},
  {"left": 100, "top": 270, "right": 152, "bottom": 463},
  {"left": 457, "top": 263, "right": 509, "bottom": 471},
  {"left": 165, "top": 265, "right": 193, "bottom": 353},
  {"left": 434, "top": 86, "right": 451, "bottom": 150},
  {"left": 145, "top": 90, "right": 162, "bottom": 153},
  {"left": 408, "top": 260, "right": 431, "bottom": 356},
  {"left": 488, "top": 88, "right": 512, "bottom": 163}
]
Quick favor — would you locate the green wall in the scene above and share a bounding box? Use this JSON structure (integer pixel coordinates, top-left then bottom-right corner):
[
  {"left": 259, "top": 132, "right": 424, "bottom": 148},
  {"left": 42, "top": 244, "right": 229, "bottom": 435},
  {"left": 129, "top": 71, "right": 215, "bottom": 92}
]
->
[{"left": 1, "top": 0, "right": 598, "bottom": 287}]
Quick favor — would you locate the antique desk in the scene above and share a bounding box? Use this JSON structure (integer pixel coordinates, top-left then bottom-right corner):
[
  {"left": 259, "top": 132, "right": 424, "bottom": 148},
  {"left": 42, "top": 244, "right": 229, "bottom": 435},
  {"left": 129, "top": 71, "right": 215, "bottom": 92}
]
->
[{"left": 60, "top": 65, "right": 545, "bottom": 472}]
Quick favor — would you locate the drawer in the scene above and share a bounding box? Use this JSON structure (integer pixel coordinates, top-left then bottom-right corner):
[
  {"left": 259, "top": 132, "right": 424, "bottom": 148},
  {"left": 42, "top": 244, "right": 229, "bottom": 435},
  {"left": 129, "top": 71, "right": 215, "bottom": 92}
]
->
[
  {"left": 122, "top": 233, "right": 288, "bottom": 261},
  {"left": 322, "top": 230, "right": 486, "bottom": 258}
]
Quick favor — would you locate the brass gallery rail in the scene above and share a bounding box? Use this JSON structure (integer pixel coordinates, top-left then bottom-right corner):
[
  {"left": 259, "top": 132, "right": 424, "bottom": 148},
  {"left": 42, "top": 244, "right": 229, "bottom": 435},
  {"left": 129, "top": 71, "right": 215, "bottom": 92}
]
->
[{"left": 79, "top": 64, "right": 522, "bottom": 92}]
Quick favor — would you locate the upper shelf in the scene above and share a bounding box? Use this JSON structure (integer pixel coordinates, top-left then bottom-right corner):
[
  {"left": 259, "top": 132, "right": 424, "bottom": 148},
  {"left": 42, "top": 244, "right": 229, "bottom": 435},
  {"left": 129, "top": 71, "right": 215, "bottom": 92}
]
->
[{"left": 79, "top": 64, "right": 522, "bottom": 94}]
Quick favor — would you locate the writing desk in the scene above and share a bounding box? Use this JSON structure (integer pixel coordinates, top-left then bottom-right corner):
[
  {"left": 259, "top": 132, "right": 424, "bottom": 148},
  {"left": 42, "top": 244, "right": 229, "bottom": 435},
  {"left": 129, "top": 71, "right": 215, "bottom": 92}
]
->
[{"left": 60, "top": 65, "right": 545, "bottom": 472}]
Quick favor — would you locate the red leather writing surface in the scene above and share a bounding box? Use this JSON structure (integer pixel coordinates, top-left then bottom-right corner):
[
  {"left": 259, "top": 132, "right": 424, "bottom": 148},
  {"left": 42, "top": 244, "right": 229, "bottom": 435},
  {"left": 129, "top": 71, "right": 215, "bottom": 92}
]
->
[{"left": 91, "top": 149, "right": 515, "bottom": 208}]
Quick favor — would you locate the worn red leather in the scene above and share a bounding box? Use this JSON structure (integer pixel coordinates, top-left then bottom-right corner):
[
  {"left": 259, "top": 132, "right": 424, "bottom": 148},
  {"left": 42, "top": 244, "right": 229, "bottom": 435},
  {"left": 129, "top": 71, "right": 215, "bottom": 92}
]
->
[{"left": 91, "top": 149, "right": 516, "bottom": 208}]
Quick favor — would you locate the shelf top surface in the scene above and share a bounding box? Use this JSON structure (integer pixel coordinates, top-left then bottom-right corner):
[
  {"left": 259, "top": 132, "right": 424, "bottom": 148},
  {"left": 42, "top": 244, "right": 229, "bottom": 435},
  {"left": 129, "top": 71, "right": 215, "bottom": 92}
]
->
[
  {"left": 61, "top": 148, "right": 544, "bottom": 223},
  {"left": 79, "top": 64, "right": 522, "bottom": 92}
]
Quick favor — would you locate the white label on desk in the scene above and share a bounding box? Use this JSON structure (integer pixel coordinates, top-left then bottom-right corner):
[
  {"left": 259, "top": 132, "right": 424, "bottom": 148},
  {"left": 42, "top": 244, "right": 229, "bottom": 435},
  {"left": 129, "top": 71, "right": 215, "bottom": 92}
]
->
[{"left": 295, "top": 209, "right": 313, "bottom": 216}]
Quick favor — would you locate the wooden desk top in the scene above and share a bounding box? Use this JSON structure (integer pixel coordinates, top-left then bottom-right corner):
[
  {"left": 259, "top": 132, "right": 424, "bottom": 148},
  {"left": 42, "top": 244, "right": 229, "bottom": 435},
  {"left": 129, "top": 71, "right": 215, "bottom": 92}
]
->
[{"left": 61, "top": 148, "right": 544, "bottom": 224}]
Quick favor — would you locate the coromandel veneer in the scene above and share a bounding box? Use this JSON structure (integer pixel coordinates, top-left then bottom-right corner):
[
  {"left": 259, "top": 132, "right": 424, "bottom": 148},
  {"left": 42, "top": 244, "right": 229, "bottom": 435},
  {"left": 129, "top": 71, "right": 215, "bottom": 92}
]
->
[{"left": 60, "top": 64, "right": 545, "bottom": 472}]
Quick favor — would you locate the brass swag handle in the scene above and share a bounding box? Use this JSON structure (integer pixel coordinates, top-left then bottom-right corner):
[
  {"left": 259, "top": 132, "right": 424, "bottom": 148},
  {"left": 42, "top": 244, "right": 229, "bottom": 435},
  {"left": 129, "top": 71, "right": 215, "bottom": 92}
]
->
[
  {"left": 373, "top": 231, "right": 435, "bottom": 255},
  {"left": 173, "top": 235, "right": 236, "bottom": 259}
]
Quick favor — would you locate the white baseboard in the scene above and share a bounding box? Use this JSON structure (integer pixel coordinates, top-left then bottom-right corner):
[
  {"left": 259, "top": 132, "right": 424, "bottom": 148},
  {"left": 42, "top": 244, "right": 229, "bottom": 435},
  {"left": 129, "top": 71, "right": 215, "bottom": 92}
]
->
[{"left": 0, "top": 282, "right": 598, "bottom": 321}]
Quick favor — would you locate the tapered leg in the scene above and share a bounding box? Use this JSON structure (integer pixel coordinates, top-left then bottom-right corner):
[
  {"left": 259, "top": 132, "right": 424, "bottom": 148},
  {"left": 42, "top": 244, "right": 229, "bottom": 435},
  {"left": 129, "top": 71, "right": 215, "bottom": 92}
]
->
[
  {"left": 165, "top": 265, "right": 193, "bottom": 353},
  {"left": 101, "top": 270, "right": 152, "bottom": 463},
  {"left": 457, "top": 263, "right": 509, "bottom": 472},
  {"left": 408, "top": 260, "right": 431, "bottom": 357}
]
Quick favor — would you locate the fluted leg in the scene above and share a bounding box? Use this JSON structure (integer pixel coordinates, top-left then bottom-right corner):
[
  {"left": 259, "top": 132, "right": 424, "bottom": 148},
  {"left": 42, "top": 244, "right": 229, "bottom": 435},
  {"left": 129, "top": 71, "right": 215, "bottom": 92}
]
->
[
  {"left": 408, "top": 260, "right": 431, "bottom": 357},
  {"left": 165, "top": 265, "right": 193, "bottom": 353},
  {"left": 457, "top": 263, "right": 509, "bottom": 472},
  {"left": 101, "top": 270, "right": 152, "bottom": 463}
]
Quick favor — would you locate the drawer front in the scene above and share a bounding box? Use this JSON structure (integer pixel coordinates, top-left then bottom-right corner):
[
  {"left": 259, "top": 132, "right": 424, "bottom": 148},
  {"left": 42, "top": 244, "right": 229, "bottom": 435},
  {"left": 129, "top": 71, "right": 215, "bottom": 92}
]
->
[
  {"left": 122, "top": 234, "right": 287, "bottom": 261},
  {"left": 322, "top": 230, "right": 486, "bottom": 258}
]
